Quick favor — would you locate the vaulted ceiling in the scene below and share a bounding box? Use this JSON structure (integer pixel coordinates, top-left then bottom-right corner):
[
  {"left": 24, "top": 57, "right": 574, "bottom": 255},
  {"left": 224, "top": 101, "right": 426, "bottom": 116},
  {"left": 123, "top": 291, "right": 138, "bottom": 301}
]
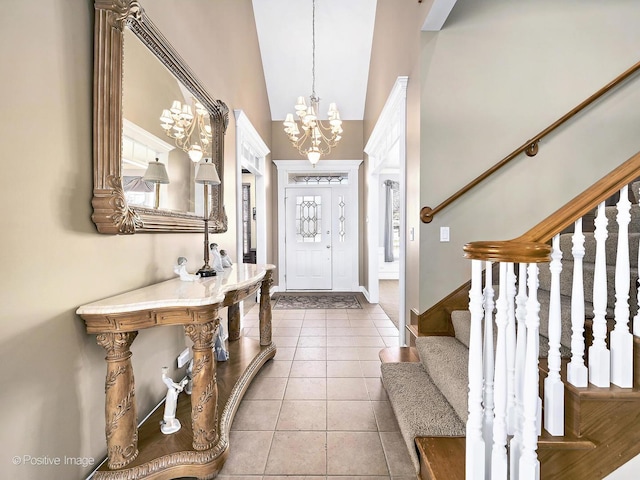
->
[{"left": 252, "top": 0, "right": 457, "bottom": 121}]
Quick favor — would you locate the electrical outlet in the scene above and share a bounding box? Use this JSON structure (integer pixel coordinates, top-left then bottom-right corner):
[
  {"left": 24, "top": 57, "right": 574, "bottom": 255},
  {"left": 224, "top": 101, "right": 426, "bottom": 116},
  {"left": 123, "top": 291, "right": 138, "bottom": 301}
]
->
[
  {"left": 440, "top": 227, "right": 450, "bottom": 242},
  {"left": 177, "top": 347, "right": 192, "bottom": 368}
]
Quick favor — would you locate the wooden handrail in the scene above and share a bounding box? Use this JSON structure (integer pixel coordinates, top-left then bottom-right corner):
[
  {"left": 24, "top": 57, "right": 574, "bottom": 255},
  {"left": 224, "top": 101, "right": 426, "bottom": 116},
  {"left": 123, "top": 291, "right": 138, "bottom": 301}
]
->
[
  {"left": 420, "top": 60, "right": 640, "bottom": 224},
  {"left": 463, "top": 150, "right": 640, "bottom": 263}
]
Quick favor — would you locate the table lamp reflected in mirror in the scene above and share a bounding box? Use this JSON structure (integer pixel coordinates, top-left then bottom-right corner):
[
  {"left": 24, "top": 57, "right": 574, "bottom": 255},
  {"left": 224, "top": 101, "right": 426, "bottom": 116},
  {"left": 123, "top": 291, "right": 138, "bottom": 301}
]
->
[
  {"left": 142, "top": 158, "right": 170, "bottom": 209},
  {"left": 195, "top": 158, "right": 221, "bottom": 277}
]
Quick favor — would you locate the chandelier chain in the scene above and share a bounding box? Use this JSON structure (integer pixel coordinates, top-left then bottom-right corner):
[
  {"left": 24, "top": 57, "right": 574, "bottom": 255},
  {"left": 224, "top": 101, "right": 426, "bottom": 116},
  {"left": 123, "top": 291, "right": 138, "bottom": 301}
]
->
[{"left": 311, "top": 0, "right": 316, "bottom": 98}]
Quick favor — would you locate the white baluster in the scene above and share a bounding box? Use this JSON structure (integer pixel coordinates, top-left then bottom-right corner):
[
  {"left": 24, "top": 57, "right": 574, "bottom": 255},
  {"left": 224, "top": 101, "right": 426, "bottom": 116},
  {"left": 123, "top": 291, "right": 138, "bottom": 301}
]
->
[
  {"left": 519, "top": 263, "right": 541, "bottom": 480},
  {"left": 510, "top": 263, "right": 528, "bottom": 480},
  {"left": 544, "top": 234, "right": 564, "bottom": 434},
  {"left": 491, "top": 262, "right": 508, "bottom": 480},
  {"left": 611, "top": 185, "right": 633, "bottom": 388},
  {"left": 567, "top": 218, "right": 588, "bottom": 387},
  {"left": 589, "top": 202, "right": 611, "bottom": 387},
  {"left": 467, "top": 259, "right": 486, "bottom": 480},
  {"left": 483, "top": 261, "right": 495, "bottom": 477},
  {"left": 506, "top": 262, "right": 517, "bottom": 435}
]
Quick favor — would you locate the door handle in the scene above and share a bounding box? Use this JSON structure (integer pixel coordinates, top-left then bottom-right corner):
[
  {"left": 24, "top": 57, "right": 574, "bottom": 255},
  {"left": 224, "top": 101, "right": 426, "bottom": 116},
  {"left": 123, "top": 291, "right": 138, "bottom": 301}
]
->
[{"left": 326, "top": 245, "right": 331, "bottom": 249}]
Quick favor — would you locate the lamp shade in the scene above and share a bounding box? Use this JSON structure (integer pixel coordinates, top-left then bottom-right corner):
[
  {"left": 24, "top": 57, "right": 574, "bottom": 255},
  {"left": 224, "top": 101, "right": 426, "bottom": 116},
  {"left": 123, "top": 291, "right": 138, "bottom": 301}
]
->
[
  {"left": 143, "top": 159, "right": 170, "bottom": 184},
  {"left": 195, "top": 159, "right": 221, "bottom": 185}
]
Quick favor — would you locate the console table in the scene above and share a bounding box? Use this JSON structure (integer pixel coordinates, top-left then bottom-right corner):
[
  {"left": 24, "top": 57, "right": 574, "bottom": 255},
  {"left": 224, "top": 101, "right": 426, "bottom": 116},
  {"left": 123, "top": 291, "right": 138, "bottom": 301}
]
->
[{"left": 77, "top": 264, "right": 276, "bottom": 480}]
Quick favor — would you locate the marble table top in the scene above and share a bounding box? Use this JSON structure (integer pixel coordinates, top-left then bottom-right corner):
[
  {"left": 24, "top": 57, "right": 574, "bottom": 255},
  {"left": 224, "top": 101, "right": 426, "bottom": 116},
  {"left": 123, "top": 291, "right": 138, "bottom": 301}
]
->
[{"left": 77, "top": 264, "right": 275, "bottom": 316}]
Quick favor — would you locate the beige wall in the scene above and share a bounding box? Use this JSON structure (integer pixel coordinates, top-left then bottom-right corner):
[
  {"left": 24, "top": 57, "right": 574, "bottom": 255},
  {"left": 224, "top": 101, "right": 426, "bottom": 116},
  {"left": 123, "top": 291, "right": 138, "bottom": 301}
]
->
[
  {"left": 270, "top": 120, "right": 364, "bottom": 161},
  {"left": 0, "top": 1, "right": 271, "bottom": 478},
  {"left": 417, "top": 0, "right": 640, "bottom": 311},
  {"left": 363, "top": 0, "right": 433, "bottom": 321}
]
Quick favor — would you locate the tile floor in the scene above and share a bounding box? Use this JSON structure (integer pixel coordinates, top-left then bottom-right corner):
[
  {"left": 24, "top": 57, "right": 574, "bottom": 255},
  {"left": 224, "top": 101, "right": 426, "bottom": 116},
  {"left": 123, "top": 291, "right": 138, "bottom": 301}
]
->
[{"left": 214, "top": 301, "right": 416, "bottom": 480}]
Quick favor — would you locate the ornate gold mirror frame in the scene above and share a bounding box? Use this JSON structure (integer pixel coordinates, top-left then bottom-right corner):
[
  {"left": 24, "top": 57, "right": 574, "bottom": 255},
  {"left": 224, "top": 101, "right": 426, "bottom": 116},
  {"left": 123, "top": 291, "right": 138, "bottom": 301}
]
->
[{"left": 92, "top": 0, "right": 229, "bottom": 234}]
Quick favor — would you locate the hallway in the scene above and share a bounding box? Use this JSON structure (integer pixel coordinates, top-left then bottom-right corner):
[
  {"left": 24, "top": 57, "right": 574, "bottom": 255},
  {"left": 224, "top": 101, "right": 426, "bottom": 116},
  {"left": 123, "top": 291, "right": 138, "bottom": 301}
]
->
[{"left": 214, "top": 301, "right": 415, "bottom": 479}]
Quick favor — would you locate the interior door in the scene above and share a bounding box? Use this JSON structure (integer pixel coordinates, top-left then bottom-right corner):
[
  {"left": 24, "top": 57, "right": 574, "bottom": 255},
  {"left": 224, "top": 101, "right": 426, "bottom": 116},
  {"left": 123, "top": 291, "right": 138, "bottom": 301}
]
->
[{"left": 285, "top": 188, "right": 332, "bottom": 290}]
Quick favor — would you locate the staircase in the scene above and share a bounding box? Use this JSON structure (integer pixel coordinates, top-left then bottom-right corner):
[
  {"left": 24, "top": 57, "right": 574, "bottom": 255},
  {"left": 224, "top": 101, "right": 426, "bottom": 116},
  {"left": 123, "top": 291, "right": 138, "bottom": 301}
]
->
[{"left": 381, "top": 160, "right": 640, "bottom": 479}]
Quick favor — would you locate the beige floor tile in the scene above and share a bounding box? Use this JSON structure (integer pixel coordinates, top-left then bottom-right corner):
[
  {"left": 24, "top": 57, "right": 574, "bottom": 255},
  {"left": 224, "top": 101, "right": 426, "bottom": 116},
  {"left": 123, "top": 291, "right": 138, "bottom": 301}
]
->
[
  {"left": 326, "top": 327, "right": 355, "bottom": 336},
  {"left": 273, "top": 347, "right": 295, "bottom": 361},
  {"left": 231, "top": 400, "right": 282, "bottom": 431},
  {"left": 298, "top": 336, "right": 328, "bottom": 347},
  {"left": 349, "top": 319, "right": 377, "bottom": 328},
  {"left": 273, "top": 327, "right": 301, "bottom": 337},
  {"left": 290, "top": 360, "right": 327, "bottom": 377},
  {"left": 276, "top": 400, "right": 327, "bottom": 430},
  {"left": 383, "top": 337, "right": 399, "bottom": 347},
  {"left": 303, "top": 319, "right": 327, "bottom": 327},
  {"left": 265, "top": 431, "right": 327, "bottom": 475},
  {"left": 327, "top": 360, "right": 362, "bottom": 377},
  {"left": 244, "top": 376, "right": 288, "bottom": 400},
  {"left": 357, "top": 347, "right": 384, "bottom": 361},
  {"left": 272, "top": 336, "right": 300, "bottom": 347},
  {"left": 365, "top": 377, "right": 389, "bottom": 401},
  {"left": 325, "top": 310, "right": 348, "bottom": 317},
  {"left": 373, "top": 320, "right": 397, "bottom": 329},
  {"left": 326, "top": 432, "right": 389, "bottom": 476},
  {"left": 327, "top": 377, "right": 370, "bottom": 400},
  {"left": 327, "top": 346, "right": 360, "bottom": 361},
  {"left": 219, "top": 431, "right": 273, "bottom": 474},
  {"left": 285, "top": 377, "right": 327, "bottom": 400},
  {"left": 327, "top": 401, "right": 378, "bottom": 431},
  {"left": 353, "top": 337, "right": 386, "bottom": 347},
  {"left": 326, "top": 337, "right": 357, "bottom": 347},
  {"left": 274, "top": 318, "right": 304, "bottom": 328},
  {"left": 304, "top": 312, "right": 327, "bottom": 319},
  {"left": 325, "top": 318, "right": 351, "bottom": 326},
  {"left": 294, "top": 347, "right": 327, "bottom": 361},
  {"left": 379, "top": 431, "right": 416, "bottom": 476},
  {"left": 360, "top": 360, "right": 382, "bottom": 378},
  {"left": 351, "top": 327, "right": 382, "bottom": 336},
  {"left": 257, "top": 360, "right": 292, "bottom": 378},
  {"left": 301, "top": 327, "right": 327, "bottom": 337},
  {"left": 371, "top": 401, "right": 400, "bottom": 432},
  {"left": 377, "top": 327, "right": 399, "bottom": 337}
]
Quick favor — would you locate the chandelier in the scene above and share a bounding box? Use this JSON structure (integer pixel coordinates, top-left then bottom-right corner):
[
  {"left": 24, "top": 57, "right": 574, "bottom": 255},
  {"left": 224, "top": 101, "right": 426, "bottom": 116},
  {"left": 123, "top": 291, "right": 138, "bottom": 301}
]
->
[
  {"left": 159, "top": 98, "right": 212, "bottom": 162},
  {"left": 283, "top": 0, "right": 343, "bottom": 166}
]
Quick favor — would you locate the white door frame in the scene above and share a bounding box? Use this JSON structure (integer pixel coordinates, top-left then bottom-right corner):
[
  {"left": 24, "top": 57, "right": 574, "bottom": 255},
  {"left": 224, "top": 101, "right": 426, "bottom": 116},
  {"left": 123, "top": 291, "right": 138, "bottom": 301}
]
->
[
  {"left": 273, "top": 159, "right": 362, "bottom": 292},
  {"left": 234, "top": 110, "right": 269, "bottom": 266},
  {"left": 364, "top": 76, "right": 409, "bottom": 346}
]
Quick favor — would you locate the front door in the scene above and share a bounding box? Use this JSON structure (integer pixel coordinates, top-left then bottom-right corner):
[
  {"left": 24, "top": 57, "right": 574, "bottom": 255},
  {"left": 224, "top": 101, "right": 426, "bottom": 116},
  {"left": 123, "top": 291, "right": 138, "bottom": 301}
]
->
[{"left": 285, "top": 187, "right": 332, "bottom": 290}]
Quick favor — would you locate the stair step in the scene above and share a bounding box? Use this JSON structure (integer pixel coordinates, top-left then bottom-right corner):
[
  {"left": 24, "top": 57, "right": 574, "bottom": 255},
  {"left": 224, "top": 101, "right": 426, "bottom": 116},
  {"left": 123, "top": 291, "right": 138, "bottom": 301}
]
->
[
  {"left": 415, "top": 436, "right": 465, "bottom": 480},
  {"left": 379, "top": 346, "right": 420, "bottom": 363},
  {"left": 415, "top": 434, "right": 595, "bottom": 480}
]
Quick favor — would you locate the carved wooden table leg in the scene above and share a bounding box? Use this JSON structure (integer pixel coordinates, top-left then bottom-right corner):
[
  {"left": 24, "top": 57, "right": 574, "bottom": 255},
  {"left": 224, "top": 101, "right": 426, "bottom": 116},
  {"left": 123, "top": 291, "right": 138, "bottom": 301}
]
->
[
  {"left": 185, "top": 320, "right": 219, "bottom": 451},
  {"left": 228, "top": 302, "right": 241, "bottom": 341},
  {"left": 259, "top": 269, "right": 274, "bottom": 346},
  {"left": 96, "top": 331, "right": 139, "bottom": 469}
]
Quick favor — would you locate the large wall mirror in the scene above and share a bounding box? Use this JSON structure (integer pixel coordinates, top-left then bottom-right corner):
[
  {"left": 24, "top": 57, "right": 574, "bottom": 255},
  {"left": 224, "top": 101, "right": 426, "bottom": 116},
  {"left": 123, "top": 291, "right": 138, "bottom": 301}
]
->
[{"left": 92, "top": 0, "right": 228, "bottom": 233}]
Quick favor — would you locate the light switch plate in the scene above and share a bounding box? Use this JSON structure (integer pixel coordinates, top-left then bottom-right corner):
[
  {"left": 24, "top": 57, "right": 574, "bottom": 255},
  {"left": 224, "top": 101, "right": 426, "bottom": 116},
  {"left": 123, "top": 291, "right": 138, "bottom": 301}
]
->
[{"left": 440, "top": 227, "right": 450, "bottom": 242}]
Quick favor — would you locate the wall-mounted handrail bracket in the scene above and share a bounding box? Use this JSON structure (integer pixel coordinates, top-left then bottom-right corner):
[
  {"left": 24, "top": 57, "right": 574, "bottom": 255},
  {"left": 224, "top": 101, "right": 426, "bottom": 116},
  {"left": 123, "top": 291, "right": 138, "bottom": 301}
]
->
[
  {"left": 420, "top": 206, "right": 434, "bottom": 223},
  {"left": 525, "top": 141, "right": 539, "bottom": 157}
]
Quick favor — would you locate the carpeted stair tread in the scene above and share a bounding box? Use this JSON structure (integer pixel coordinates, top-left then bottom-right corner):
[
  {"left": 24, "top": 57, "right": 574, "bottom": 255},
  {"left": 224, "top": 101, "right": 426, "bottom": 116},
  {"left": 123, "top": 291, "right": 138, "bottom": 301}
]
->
[
  {"left": 416, "top": 336, "right": 469, "bottom": 423},
  {"left": 538, "top": 261, "right": 638, "bottom": 322},
  {"left": 451, "top": 310, "right": 471, "bottom": 348},
  {"left": 605, "top": 204, "right": 640, "bottom": 233},
  {"left": 557, "top": 232, "right": 640, "bottom": 268},
  {"left": 381, "top": 362, "right": 465, "bottom": 473},
  {"left": 451, "top": 308, "right": 571, "bottom": 358}
]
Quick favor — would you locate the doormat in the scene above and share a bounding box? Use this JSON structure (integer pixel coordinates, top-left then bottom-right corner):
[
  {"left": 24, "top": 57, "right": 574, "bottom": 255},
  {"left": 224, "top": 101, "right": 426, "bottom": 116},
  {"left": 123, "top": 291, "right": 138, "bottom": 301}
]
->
[{"left": 273, "top": 294, "right": 363, "bottom": 310}]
